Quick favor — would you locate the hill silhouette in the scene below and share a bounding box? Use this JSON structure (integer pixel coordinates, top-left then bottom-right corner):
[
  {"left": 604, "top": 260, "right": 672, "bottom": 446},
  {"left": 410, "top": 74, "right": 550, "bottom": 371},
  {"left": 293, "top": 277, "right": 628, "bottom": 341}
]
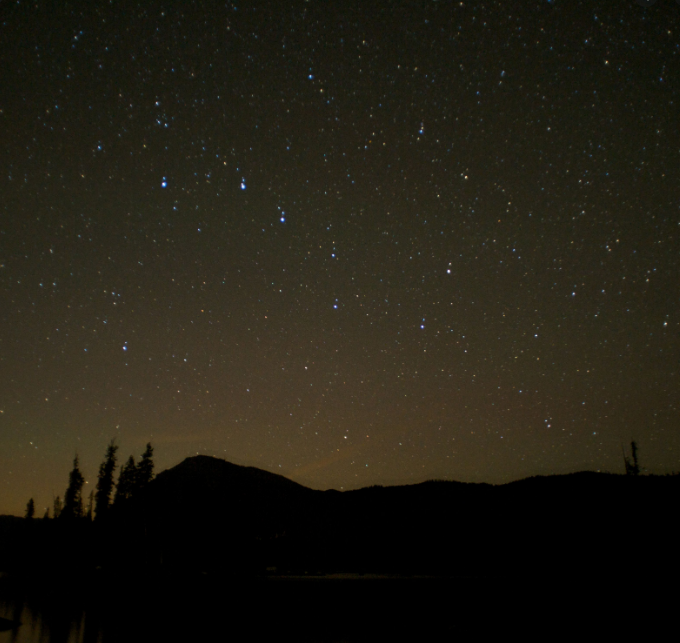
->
[
  {"left": 3, "top": 461, "right": 674, "bottom": 642},
  {"left": 153, "top": 455, "right": 309, "bottom": 494},
  {"left": 104, "top": 456, "right": 678, "bottom": 578},
  {"left": 146, "top": 455, "right": 314, "bottom": 525},
  {"left": 2, "top": 457, "right": 678, "bottom": 578}
]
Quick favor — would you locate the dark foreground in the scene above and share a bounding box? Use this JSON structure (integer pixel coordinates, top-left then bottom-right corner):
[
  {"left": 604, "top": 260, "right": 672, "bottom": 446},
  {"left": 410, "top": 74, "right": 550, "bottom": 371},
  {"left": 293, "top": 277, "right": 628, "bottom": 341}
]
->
[
  {"left": 2, "top": 466, "right": 678, "bottom": 639},
  {"left": 1, "top": 570, "right": 674, "bottom": 643},
  {"left": 7, "top": 572, "right": 460, "bottom": 642}
]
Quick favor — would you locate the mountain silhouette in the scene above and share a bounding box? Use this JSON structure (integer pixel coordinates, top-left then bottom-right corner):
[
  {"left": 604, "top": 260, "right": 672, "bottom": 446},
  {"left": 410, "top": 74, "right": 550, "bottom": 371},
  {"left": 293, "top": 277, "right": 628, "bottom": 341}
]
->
[
  {"left": 103, "top": 456, "right": 676, "bottom": 577},
  {"left": 1, "top": 459, "right": 676, "bottom": 643},
  {"left": 145, "top": 455, "right": 314, "bottom": 523},
  {"left": 4, "top": 457, "right": 676, "bottom": 578}
]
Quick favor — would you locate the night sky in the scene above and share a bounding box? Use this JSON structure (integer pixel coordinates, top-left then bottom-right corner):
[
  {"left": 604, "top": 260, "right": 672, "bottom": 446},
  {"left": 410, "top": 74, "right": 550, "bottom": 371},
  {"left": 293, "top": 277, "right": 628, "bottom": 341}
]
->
[{"left": 1, "top": 0, "right": 678, "bottom": 516}]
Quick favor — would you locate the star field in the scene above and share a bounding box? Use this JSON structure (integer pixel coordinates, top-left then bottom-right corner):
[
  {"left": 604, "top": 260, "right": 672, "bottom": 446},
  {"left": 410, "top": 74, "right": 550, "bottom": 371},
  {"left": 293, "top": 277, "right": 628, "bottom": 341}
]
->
[{"left": 1, "top": 0, "right": 679, "bottom": 515}]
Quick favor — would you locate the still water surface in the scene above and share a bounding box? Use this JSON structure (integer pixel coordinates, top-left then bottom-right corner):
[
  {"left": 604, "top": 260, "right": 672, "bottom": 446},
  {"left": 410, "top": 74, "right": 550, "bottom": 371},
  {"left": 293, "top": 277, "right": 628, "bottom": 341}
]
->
[
  {"left": 0, "top": 575, "right": 462, "bottom": 642},
  {"left": 0, "top": 603, "right": 99, "bottom": 643}
]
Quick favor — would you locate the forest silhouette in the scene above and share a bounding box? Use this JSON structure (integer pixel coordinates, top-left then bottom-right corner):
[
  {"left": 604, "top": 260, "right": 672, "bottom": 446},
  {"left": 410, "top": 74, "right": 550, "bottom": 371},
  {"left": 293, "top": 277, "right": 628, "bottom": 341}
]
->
[
  {"left": 1, "top": 441, "right": 678, "bottom": 641},
  {"left": 2, "top": 440, "right": 678, "bottom": 581}
]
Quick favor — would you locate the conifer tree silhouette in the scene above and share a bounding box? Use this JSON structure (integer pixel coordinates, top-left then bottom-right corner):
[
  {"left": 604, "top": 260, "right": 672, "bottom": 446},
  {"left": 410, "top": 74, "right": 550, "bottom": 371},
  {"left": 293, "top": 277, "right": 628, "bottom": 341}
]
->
[
  {"left": 62, "top": 455, "right": 85, "bottom": 519},
  {"left": 136, "top": 442, "right": 155, "bottom": 491},
  {"left": 623, "top": 441, "right": 640, "bottom": 476},
  {"left": 631, "top": 441, "right": 640, "bottom": 475},
  {"left": 53, "top": 496, "right": 62, "bottom": 519},
  {"left": 114, "top": 455, "right": 137, "bottom": 505},
  {"left": 112, "top": 443, "right": 155, "bottom": 506},
  {"left": 25, "top": 498, "right": 35, "bottom": 520},
  {"left": 95, "top": 440, "right": 118, "bottom": 519}
]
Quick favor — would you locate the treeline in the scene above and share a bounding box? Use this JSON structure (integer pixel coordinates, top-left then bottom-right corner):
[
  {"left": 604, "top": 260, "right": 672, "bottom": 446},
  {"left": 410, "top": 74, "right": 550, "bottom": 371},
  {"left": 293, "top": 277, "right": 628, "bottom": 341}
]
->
[{"left": 25, "top": 441, "right": 154, "bottom": 522}]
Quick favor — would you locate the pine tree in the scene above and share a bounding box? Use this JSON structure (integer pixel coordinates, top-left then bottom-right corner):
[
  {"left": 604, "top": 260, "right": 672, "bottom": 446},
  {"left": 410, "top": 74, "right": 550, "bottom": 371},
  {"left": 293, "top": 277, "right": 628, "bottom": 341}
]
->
[
  {"left": 62, "top": 455, "right": 85, "bottom": 519},
  {"left": 136, "top": 442, "right": 154, "bottom": 490},
  {"left": 25, "top": 498, "right": 35, "bottom": 520},
  {"left": 624, "top": 441, "right": 641, "bottom": 476},
  {"left": 631, "top": 441, "right": 640, "bottom": 475},
  {"left": 114, "top": 455, "right": 137, "bottom": 505},
  {"left": 43, "top": 507, "right": 50, "bottom": 520},
  {"left": 95, "top": 440, "right": 118, "bottom": 519},
  {"left": 113, "top": 443, "right": 155, "bottom": 506},
  {"left": 53, "top": 496, "right": 62, "bottom": 519}
]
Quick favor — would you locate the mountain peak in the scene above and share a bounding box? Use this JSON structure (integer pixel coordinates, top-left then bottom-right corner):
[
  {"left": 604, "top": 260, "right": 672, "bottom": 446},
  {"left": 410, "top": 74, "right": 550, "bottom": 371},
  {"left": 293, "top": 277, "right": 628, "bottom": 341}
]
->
[{"left": 142, "top": 455, "right": 313, "bottom": 520}]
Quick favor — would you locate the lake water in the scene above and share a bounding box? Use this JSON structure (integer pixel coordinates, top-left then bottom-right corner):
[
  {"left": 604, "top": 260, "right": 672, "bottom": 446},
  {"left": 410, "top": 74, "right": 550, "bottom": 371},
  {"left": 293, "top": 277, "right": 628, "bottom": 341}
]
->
[
  {"left": 0, "top": 607, "right": 95, "bottom": 643},
  {"left": 0, "top": 574, "right": 468, "bottom": 642},
  {"left": 2, "top": 573, "right": 632, "bottom": 641}
]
